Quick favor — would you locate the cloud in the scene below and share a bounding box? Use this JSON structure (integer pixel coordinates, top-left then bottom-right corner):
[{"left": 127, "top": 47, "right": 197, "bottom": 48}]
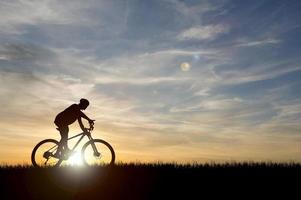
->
[
  {"left": 0, "top": 0, "right": 73, "bottom": 34},
  {"left": 140, "top": 48, "right": 220, "bottom": 58},
  {"left": 177, "top": 24, "right": 229, "bottom": 41},
  {"left": 236, "top": 38, "right": 281, "bottom": 47},
  {"left": 0, "top": 43, "right": 55, "bottom": 62},
  {"left": 214, "top": 61, "right": 301, "bottom": 85},
  {"left": 94, "top": 76, "right": 189, "bottom": 85},
  {"left": 166, "top": 0, "right": 225, "bottom": 24}
]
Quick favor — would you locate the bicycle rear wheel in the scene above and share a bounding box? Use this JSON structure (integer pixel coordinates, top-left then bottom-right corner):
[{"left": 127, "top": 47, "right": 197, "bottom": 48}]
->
[
  {"left": 31, "top": 139, "right": 63, "bottom": 167},
  {"left": 81, "top": 139, "right": 115, "bottom": 166}
]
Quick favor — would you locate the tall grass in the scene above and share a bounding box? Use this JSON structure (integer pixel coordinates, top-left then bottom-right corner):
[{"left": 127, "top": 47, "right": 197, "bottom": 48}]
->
[
  {"left": 1, "top": 162, "right": 300, "bottom": 199},
  {"left": 1, "top": 161, "right": 300, "bottom": 169}
]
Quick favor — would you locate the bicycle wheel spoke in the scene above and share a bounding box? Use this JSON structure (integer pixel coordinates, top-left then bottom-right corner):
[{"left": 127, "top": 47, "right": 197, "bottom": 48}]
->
[{"left": 46, "top": 145, "right": 58, "bottom": 153}]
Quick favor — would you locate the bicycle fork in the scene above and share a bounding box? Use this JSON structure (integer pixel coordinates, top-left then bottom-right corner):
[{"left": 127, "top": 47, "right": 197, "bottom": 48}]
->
[{"left": 87, "top": 134, "right": 101, "bottom": 157}]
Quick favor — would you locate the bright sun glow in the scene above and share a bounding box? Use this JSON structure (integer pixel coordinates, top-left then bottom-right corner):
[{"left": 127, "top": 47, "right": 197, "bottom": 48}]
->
[
  {"left": 180, "top": 62, "right": 190, "bottom": 71},
  {"left": 68, "top": 151, "right": 84, "bottom": 166}
]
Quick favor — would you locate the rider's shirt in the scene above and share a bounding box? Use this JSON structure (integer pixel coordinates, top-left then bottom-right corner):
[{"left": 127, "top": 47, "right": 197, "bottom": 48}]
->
[{"left": 54, "top": 104, "right": 81, "bottom": 127}]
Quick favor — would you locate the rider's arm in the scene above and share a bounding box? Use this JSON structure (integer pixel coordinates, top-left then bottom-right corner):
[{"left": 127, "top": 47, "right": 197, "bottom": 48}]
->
[
  {"left": 79, "top": 111, "right": 94, "bottom": 123},
  {"left": 78, "top": 117, "right": 85, "bottom": 132}
]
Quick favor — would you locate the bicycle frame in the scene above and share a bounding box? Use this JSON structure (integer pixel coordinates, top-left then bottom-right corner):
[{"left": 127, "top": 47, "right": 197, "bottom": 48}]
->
[
  {"left": 68, "top": 131, "right": 99, "bottom": 154},
  {"left": 68, "top": 132, "right": 88, "bottom": 152},
  {"left": 47, "top": 130, "right": 99, "bottom": 158}
]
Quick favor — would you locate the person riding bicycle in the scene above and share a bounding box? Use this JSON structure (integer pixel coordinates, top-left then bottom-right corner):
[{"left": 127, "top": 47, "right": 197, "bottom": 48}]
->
[{"left": 54, "top": 98, "right": 95, "bottom": 158}]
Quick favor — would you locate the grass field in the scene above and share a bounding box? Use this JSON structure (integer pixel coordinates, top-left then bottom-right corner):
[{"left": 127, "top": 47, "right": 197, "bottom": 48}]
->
[{"left": 1, "top": 162, "right": 300, "bottom": 199}]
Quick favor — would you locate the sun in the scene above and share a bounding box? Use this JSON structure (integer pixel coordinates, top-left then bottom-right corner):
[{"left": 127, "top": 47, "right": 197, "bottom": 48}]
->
[
  {"left": 68, "top": 151, "right": 84, "bottom": 166},
  {"left": 180, "top": 62, "right": 190, "bottom": 71}
]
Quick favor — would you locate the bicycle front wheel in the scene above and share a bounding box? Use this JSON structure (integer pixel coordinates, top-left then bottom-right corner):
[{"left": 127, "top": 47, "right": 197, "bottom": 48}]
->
[
  {"left": 31, "top": 139, "right": 63, "bottom": 167},
  {"left": 81, "top": 139, "right": 115, "bottom": 166}
]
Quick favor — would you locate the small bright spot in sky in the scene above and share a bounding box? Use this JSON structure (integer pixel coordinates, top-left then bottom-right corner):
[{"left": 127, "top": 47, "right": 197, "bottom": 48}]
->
[
  {"left": 180, "top": 62, "right": 190, "bottom": 71},
  {"left": 193, "top": 54, "right": 200, "bottom": 61},
  {"left": 68, "top": 151, "right": 83, "bottom": 166}
]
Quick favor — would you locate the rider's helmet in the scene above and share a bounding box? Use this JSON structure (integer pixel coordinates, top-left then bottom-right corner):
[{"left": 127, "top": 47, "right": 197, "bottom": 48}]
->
[{"left": 79, "top": 98, "right": 89, "bottom": 109}]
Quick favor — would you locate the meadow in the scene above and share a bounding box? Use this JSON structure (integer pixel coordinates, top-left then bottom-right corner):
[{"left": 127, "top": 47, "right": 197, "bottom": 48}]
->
[{"left": 1, "top": 162, "right": 300, "bottom": 199}]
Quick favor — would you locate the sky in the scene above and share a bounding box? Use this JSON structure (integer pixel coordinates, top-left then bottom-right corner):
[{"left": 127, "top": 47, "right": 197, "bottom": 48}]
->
[{"left": 0, "top": 0, "right": 301, "bottom": 164}]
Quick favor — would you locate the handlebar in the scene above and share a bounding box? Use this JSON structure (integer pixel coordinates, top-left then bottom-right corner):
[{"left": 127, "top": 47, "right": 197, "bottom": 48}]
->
[{"left": 85, "top": 120, "right": 95, "bottom": 132}]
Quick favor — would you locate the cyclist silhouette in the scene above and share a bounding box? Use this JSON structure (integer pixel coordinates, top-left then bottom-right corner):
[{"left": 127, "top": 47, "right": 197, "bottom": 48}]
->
[{"left": 54, "top": 98, "right": 95, "bottom": 157}]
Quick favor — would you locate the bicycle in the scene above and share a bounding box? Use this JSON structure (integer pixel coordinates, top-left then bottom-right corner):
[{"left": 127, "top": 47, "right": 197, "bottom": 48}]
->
[{"left": 31, "top": 122, "right": 115, "bottom": 167}]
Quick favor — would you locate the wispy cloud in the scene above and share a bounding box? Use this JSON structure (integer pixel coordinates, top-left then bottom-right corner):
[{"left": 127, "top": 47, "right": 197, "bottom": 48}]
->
[
  {"left": 177, "top": 24, "right": 229, "bottom": 41},
  {"left": 0, "top": 0, "right": 75, "bottom": 34},
  {"left": 236, "top": 38, "right": 281, "bottom": 47},
  {"left": 167, "top": 0, "right": 225, "bottom": 23},
  {"left": 214, "top": 60, "right": 301, "bottom": 85}
]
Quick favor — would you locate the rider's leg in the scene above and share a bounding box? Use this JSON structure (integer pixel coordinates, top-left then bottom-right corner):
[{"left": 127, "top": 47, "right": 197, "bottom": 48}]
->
[
  {"left": 56, "top": 126, "right": 69, "bottom": 155},
  {"left": 60, "top": 126, "right": 69, "bottom": 152}
]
